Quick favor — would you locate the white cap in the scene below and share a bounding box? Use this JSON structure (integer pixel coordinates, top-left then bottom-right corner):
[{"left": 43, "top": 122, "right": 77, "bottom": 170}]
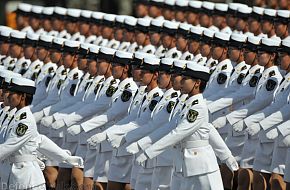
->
[
  {"left": 143, "top": 56, "right": 160, "bottom": 65},
  {"left": 179, "top": 23, "right": 192, "bottom": 31},
  {"left": 0, "top": 70, "right": 13, "bottom": 78},
  {"left": 0, "top": 26, "right": 12, "bottom": 33},
  {"left": 190, "top": 26, "right": 205, "bottom": 35},
  {"left": 134, "top": 52, "right": 156, "bottom": 60},
  {"left": 64, "top": 40, "right": 80, "bottom": 48},
  {"left": 163, "top": 20, "right": 179, "bottom": 29},
  {"left": 202, "top": 1, "right": 215, "bottom": 10},
  {"left": 281, "top": 39, "right": 290, "bottom": 48},
  {"left": 17, "top": 3, "right": 32, "bottom": 12},
  {"left": 151, "top": 19, "right": 165, "bottom": 27},
  {"left": 10, "top": 31, "right": 26, "bottom": 39},
  {"left": 67, "top": 8, "right": 81, "bottom": 18},
  {"left": 42, "top": 7, "right": 54, "bottom": 15},
  {"left": 248, "top": 36, "right": 261, "bottom": 45},
  {"left": 31, "top": 5, "right": 43, "bottom": 14},
  {"left": 11, "top": 77, "right": 35, "bottom": 87},
  {"left": 253, "top": 6, "right": 264, "bottom": 15},
  {"left": 277, "top": 10, "right": 290, "bottom": 18},
  {"left": 189, "top": 1, "right": 202, "bottom": 9},
  {"left": 187, "top": 61, "right": 209, "bottom": 73},
  {"left": 203, "top": 28, "right": 215, "bottom": 38},
  {"left": 124, "top": 17, "right": 138, "bottom": 26},
  {"left": 261, "top": 38, "right": 280, "bottom": 47},
  {"left": 174, "top": 59, "right": 187, "bottom": 69},
  {"left": 215, "top": 32, "right": 230, "bottom": 41},
  {"left": 80, "top": 43, "right": 93, "bottom": 50},
  {"left": 99, "top": 47, "right": 116, "bottom": 55},
  {"left": 264, "top": 8, "right": 276, "bottom": 17},
  {"left": 4, "top": 72, "right": 22, "bottom": 83},
  {"left": 53, "top": 37, "right": 66, "bottom": 45},
  {"left": 91, "top": 12, "right": 105, "bottom": 20},
  {"left": 81, "top": 10, "right": 92, "bottom": 18},
  {"left": 115, "top": 15, "right": 127, "bottom": 23},
  {"left": 164, "top": 0, "right": 175, "bottom": 6},
  {"left": 54, "top": 7, "right": 67, "bottom": 16},
  {"left": 26, "top": 32, "right": 39, "bottom": 41},
  {"left": 137, "top": 18, "right": 151, "bottom": 27},
  {"left": 161, "top": 58, "right": 175, "bottom": 66},
  {"left": 115, "top": 50, "right": 133, "bottom": 59},
  {"left": 215, "top": 3, "right": 228, "bottom": 12},
  {"left": 237, "top": 6, "right": 252, "bottom": 14},
  {"left": 228, "top": 3, "right": 247, "bottom": 11},
  {"left": 104, "top": 14, "right": 116, "bottom": 22},
  {"left": 1, "top": 29, "right": 12, "bottom": 37},
  {"left": 89, "top": 45, "right": 100, "bottom": 54},
  {"left": 151, "top": 0, "right": 164, "bottom": 3},
  {"left": 40, "top": 35, "right": 54, "bottom": 43},
  {"left": 230, "top": 33, "right": 247, "bottom": 42},
  {"left": 176, "top": 0, "right": 189, "bottom": 7}
]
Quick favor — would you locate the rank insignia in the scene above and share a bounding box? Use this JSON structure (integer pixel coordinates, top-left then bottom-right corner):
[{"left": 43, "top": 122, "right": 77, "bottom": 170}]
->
[
  {"left": 171, "top": 92, "right": 178, "bottom": 98},
  {"left": 266, "top": 79, "right": 277, "bottom": 91},
  {"left": 237, "top": 73, "right": 245, "bottom": 84},
  {"left": 149, "top": 100, "right": 158, "bottom": 111},
  {"left": 124, "top": 83, "right": 131, "bottom": 89},
  {"left": 221, "top": 64, "right": 227, "bottom": 70},
  {"left": 121, "top": 90, "right": 132, "bottom": 102},
  {"left": 187, "top": 110, "right": 199, "bottom": 123},
  {"left": 106, "top": 86, "right": 117, "bottom": 97},
  {"left": 217, "top": 73, "right": 227, "bottom": 84},
  {"left": 20, "top": 112, "right": 27, "bottom": 120},
  {"left": 73, "top": 73, "right": 78, "bottom": 80},
  {"left": 153, "top": 92, "right": 159, "bottom": 98},
  {"left": 16, "top": 123, "right": 28, "bottom": 137},
  {"left": 167, "top": 101, "right": 175, "bottom": 113}
]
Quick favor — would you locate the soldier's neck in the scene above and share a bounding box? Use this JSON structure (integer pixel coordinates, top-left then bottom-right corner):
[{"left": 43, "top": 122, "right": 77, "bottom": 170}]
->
[{"left": 146, "top": 81, "right": 158, "bottom": 92}]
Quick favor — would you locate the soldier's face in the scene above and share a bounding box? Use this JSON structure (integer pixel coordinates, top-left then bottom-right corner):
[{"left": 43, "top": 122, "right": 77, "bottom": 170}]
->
[
  {"left": 23, "top": 46, "right": 35, "bottom": 59},
  {"left": 80, "top": 22, "right": 90, "bottom": 36},
  {"left": 181, "top": 76, "right": 195, "bottom": 94},
  {"left": 212, "top": 46, "right": 225, "bottom": 60},
  {"left": 158, "top": 71, "right": 171, "bottom": 89},
  {"left": 140, "top": 70, "right": 155, "bottom": 86},
  {"left": 149, "top": 6, "right": 160, "bottom": 18},
  {"left": 9, "top": 44, "right": 22, "bottom": 58},
  {"left": 236, "top": 18, "right": 247, "bottom": 31},
  {"left": 213, "top": 15, "right": 225, "bottom": 28},
  {"left": 248, "top": 18, "right": 260, "bottom": 34},
  {"left": 258, "top": 51, "right": 274, "bottom": 66},
  {"left": 132, "top": 66, "right": 142, "bottom": 82},
  {"left": 176, "top": 36, "right": 188, "bottom": 52},
  {"left": 200, "top": 43, "right": 211, "bottom": 58},
  {"left": 114, "top": 29, "right": 124, "bottom": 41},
  {"left": 199, "top": 14, "right": 211, "bottom": 28},
  {"left": 188, "top": 40, "right": 200, "bottom": 54},
  {"left": 149, "top": 32, "right": 161, "bottom": 46},
  {"left": 63, "top": 53, "right": 74, "bottom": 68},
  {"left": 52, "top": 18, "right": 62, "bottom": 31},
  {"left": 279, "top": 53, "right": 290, "bottom": 72},
  {"left": 66, "top": 22, "right": 77, "bottom": 34},
  {"left": 2, "top": 89, "right": 10, "bottom": 106},
  {"left": 37, "top": 47, "right": 49, "bottom": 61},
  {"left": 102, "top": 26, "right": 113, "bottom": 39},
  {"left": 226, "top": 15, "right": 237, "bottom": 29},
  {"left": 50, "top": 50, "right": 62, "bottom": 64},
  {"left": 261, "top": 20, "right": 273, "bottom": 34},
  {"left": 97, "top": 60, "right": 111, "bottom": 75},
  {"left": 43, "top": 19, "right": 52, "bottom": 32},
  {"left": 136, "top": 4, "right": 148, "bottom": 18},
  {"left": 112, "top": 63, "right": 125, "bottom": 79},
  {"left": 7, "top": 91, "right": 23, "bottom": 109},
  {"left": 171, "top": 73, "right": 183, "bottom": 91},
  {"left": 77, "top": 57, "right": 88, "bottom": 71},
  {"left": 29, "top": 17, "right": 40, "bottom": 31},
  {"left": 229, "top": 47, "right": 242, "bottom": 63},
  {"left": 88, "top": 60, "right": 98, "bottom": 76},
  {"left": 162, "top": 34, "right": 173, "bottom": 48},
  {"left": 187, "top": 12, "right": 198, "bottom": 25},
  {"left": 135, "top": 31, "right": 147, "bottom": 46},
  {"left": 175, "top": 11, "right": 186, "bottom": 23},
  {"left": 274, "top": 22, "right": 287, "bottom": 38},
  {"left": 124, "top": 30, "right": 134, "bottom": 42},
  {"left": 162, "top": 9, "right": 174, "bottom": 20},
  {"left": 0, "top": 43, "right": 10, "bottom": 55},
  {"left": 244, "top": 50, "right": 257, "bottom": 65}
]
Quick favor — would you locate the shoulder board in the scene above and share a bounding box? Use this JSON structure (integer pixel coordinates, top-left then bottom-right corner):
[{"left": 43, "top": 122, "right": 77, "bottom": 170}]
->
[
  {"left": 110, "top": 79, "right": 117, "bottom": 85},
  {"left": 20, "top": 112, "right": 27, "bottom": 120},
  {"left": 255, "top": 68, "right": 261, "bottom": 74},
  {"left": 171, "top": 92, "right": 178, "bottom": 98},
  {"left": 125, "top": 83, "right": 131, "bottom": 89},
  {"left": 241, "top": 65, "right": 247, "bottom": 71},
  {"left": 48, "top": 67, "right": 54, "bottom": 73},
  {"left": 269, "top": 71, "right": 275, "bottom": 77},
  {"left": 191, "top": 99, "right": 199, "bottom": 106},
  {"left": 73, "top": 73, "right": 78, "bottom": 79},
  {"left": 153, "top": 92, "right": 159, "bottom": 98},
  {"left": 221, "top": 64, "right": 227, "bottom": 70}
]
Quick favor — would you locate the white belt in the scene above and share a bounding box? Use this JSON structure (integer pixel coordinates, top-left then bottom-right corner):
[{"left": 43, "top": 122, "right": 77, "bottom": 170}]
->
[
  {"left": 9, "top": 155, "right": 37, "bottom": 163},
  {"left": 181, "top": 140, "right": 209, "bottom": 149}
]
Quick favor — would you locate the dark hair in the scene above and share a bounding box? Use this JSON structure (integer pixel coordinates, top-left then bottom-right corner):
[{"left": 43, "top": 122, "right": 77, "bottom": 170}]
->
[
  {"left": 128, "top": 65, "right": 133, "bottom": 78},
  {"left": 19, "top": 92, "right": 33, "bottom": 106},
  {"left": 199, "top": 79, "right": 207, "bottom": 93}
]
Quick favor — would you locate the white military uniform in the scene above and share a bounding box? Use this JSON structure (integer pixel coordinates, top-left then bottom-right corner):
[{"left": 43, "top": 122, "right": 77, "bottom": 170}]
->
[
  {"left": 106, "top": 39, "right": 120, "bottom": 49},
  {"left": 180, "top": 51, "right": 194, "bottom": 61},
  {"left": 22, "top": 59, "right": 43, "bottom": 80},
  {"left": 164, "top": 47, "right": 182, "bottom": 59},
  {"left": 13, "top": 57, "right": 31, "bottom": 75}
]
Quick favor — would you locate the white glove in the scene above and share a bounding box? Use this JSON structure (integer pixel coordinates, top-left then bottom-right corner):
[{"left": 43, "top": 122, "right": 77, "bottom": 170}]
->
[
  {"left": 247, "top": 123, "right": 261, "bottom": 136},
  {"left": 225, "top": 156, "right": 239, "bottom": 172},
  {"left": 266, "top": 128, "right": 278, "bottom": 140},
  {"left": 36, "top": 159, "right": 45, "bottom": 171},
  {"left": 126, "top": 142, "right": 140, "bottom": 154},
  {"left": 51, "top": 119, "right": 65, "bottom": 130},
  {"left": 232, "top": 120, "right": 245, "bottom": 132},
  {"left": 283, "top": 135, "right": 290, "bottom": 147},
  {"left": 64, "top": 156, "right": 84, "bottom": 167},
  {"left": 87, "top": 132, "right": 107, "bottom": 147},
  {"left": 212, "top": 116, "right": 227, "bottom": 129},
  {"left": 136, "top": 153, "right": 148, "bottom": 167},
  {"left": 108, "top": 136, "right": 126, "bottom": 148},
  {"left": 67, "top": 125, "right": 82, "bottom": 136},
  {"left": 41, "top": 116, "right": 54, "bottom": 128}
]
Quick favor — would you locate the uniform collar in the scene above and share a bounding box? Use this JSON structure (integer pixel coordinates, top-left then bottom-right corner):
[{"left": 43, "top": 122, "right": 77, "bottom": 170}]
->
[
  {"left": 14, "top": 106, "right": 30, "bottom": 121},
  {"left": 147, "top": 86, "right": 161, "bottom": 99},
  {"left": 185, "top": 93, "right": 203, "bottom": 106},
  {"left": 118, "top": 77, "right": 133, "bottom": 90}
]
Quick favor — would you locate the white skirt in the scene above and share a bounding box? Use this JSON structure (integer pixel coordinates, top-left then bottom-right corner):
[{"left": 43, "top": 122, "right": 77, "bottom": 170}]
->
[
  {"left": 151, "top": 166, "right": 173, "bottom": 190},
  {"left": 240, "top": 134, "right": 259, "bottom": 169},
  {"left": 225, "top": 127, "right": 246, "bottom": 162},
  {"left": 83, "top": 146, "right": 98, "bottom": 178},
  {"left": 58, "top": 141, "right": 78, "bottom": 168},
  {"left": 270, "top": 138, "right": 287, "bottom": 175},
  {"left": 283, "top": 149, "right": 290, "bottom": 182},
  {"left": 180, "top": 170, "right": 224, "bottom": 190},
  {"left": 135, "top": 168, "right": 154, "bottom": 190},
  {"left": 170, "top": 172, "right": 183, "bottom": 190},
  {"left": 130, "top": 155, "right": 142, "bottom": 189},
  {"left": 93, "top": 151, "right": 112, "bottom": 183},
  {"left": 253, "top": 141, "right": 274, "bottom": 173},
  {"left": 108, "top": 154, "right": 133, "bottom": 183}
]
